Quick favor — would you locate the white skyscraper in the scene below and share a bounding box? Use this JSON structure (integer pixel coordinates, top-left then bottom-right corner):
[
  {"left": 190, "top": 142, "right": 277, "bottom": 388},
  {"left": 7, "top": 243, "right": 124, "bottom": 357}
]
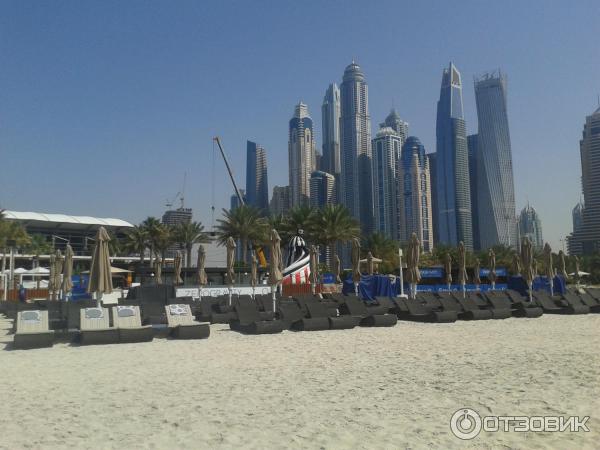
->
[
  {"left": 288, "top": 102, "right": 316, "bottom": 207},
  {"left": 372, "top": 126, "right": 401, "bottom": 239},
  {"left": 322, "top": 83, "right": 341, "bottom": 177}
]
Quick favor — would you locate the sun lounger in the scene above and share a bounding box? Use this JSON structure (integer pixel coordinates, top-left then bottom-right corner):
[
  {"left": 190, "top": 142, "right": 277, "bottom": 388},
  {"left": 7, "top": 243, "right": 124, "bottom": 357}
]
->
[
  {"left": 532, "top": 291, "right": 571, "bottom": 314},
  {"left": 229, "top": 298, "right": 283, "bottom": 334},
  {"left": 498, "top": 290, "right": 543, "bottom": 318},
  {"left": 296, "top": 296, "right": 357, "bottom": 329},
  {"left": 395, "top": 297, "right": 457, "bottom": 323},
  {"left": 13, "top": 310, "right": 55, "bottom": 349},
  {"left": 559, "top": 292, "right": 590, "bottom": 314},
  {"left": 339, "top": 296, "right": 397, "bottom": 327},
  {"left": 165, "top": 304, "right": 210, "bottom": 339},
  {"left": 579, "top": 289, "right": 600, "bottom": 313},
  {"left": 373, "top": 297, "right": 397, "bottom": 314},
  {"left": 80, "top": 307, "right": 120, "bottom": 345},
  {"left": 277, "top": 300, "right": 329, "bottom": 331},
  {"left": 468, "top": 292, "right": 512, "bottom": 319},
  {"left": 438, "top": 293, "right": 492, "bottom": 320},
  {"left": 112, "top": 305, "right": 154, "bottom": 343}
]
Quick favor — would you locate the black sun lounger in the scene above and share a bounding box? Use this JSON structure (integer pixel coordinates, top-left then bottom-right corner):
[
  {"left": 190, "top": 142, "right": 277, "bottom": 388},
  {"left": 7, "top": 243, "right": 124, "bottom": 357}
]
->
[
  {"left": 13, "top": 310, "right": 55, "bottom": 349},
  {"left": 112, "top": 305, "right": 154, "bottom": 343},
  {"left": 395, "top": 297, "right": 457, "bottom": 323},
  {"left": 339, "top": 296, "right": 397, "bottom": 327},
  {"left": 500, "top": 290, "right": 543, "bottom": 318},
  {"left": 230, "top": 298, "right": 283, "bottom": 334},
  {"left": 579, "top": 289, "right": 600, "bottom": 313},
  {"left": 165, "top": 304, "right": 210, "bottom": 339},
  {"left": 470, "top": 292, "right": 512, "bottom": 319},
  {"left": 437, "top": 293, "right": 492, "bottom": 320},
  {"left": 277, "top": 300, "right": 329, "bottom": 331},
  {"left": 532, "top": 291, "right": 571, "bottom": 314},
  {"left": 296, "top": 296, "right": 357, "bottom": 330},
  {"left": 559, "top": 292, "right": 590, "bottom": 315}
]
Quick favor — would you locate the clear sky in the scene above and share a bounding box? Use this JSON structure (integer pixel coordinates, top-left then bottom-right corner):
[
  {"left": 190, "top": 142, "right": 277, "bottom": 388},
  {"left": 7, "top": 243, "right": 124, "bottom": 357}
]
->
[{"left": 1, "top": 0, "right": 599, "bottom": 250}]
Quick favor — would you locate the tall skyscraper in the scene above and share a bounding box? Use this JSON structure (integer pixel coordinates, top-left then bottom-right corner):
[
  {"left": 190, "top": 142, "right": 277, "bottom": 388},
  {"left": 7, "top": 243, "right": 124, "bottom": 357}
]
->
[
  {"left": 309, "top": 171, "right": 336, "bottom": 209},
  {"left": 572, "top": 200, "right": 584, "bottom": 233},
  {"left": 399, "top": 136, "right": 434, "bottom": 252},
  {"left": 372, "top": 127, "right": 401, "bottom": 239},
  {"left": 467, "top": 134, "right": 481, "bottom": 251},
  {"left": 245, "top": 141, "right": 269, "bottom": 213},
  {"left": 428, "top": 152, "right": 438, "bottom": 243},
  {"left": 518, "top": 204, "right": 543, "bottom": 251},
  {"left": 322, "top": 83, "right": 341, "bottom": 176},
  {"left": 270, "top": 185, "right": 292, "bottom": 216},
  {"left": 230, "top": 189, "right": 246, "bottom": 211},
  {"left": 473, "top": 71, "right": 518, "bottom": 250},
  {"left": 380, "top": 109, "right": 408, "bottom": 144},
  {"left": 435, "top": 62, "right": 473, "bottom": 250},
  {"left": 289, "top": 102, "right": 316, "bottom": 207},
  {"left": 568, "top": 107, "right": 600, "bottom": 255},
  {"left": 340, "top": 61, "right": 373, "bottom": 233}
]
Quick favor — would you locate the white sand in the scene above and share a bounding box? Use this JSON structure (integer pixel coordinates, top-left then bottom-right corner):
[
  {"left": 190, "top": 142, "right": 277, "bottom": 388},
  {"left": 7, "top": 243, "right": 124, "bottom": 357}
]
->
[{"left": 1, "top": 314, "right": 598, "bottom": 449}]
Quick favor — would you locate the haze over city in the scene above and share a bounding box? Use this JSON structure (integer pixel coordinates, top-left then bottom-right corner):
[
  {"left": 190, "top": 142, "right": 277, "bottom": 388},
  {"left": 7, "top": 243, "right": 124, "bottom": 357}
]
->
[{"left": 1, "top": 0, "right": 599, "bottom": 250}]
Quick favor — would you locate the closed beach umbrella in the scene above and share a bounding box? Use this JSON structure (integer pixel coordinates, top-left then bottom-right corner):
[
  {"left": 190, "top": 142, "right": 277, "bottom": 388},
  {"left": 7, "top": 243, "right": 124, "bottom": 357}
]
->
[
  {"left": 250, "top": 250, "right": 258, "bottom": 287},
  {"left": 226, "top": 237, "right": 236, "bottom": 286},
  {"left": 473, "top": 258, "right": 481, "bottom": 287},
  {"left": 543, "top": 243, "right": 554, "bottom": 296},
  {"left": 351, "top": 237, "right": 361, "bottom": 295},
  {"left": 405, "top": 233, "right": 421, "bottom": 299},
  {"left": 488, "top": 249, "right": 497, "bottom": 289},
  {"left": 333, "top": 253, "right": 341, "bottom": 284},
  {"left": 532, "top": 258, "right": 539, "bottom": 278},
  {"left": 457, "top": 241, "right": 468, "bottom": 297},
  {"left": 366, "top": 252, "right": 375, "bottom": 276},
  {"left": 48, "top": 253, "right": 56, "bottom": 300},
  {"left": 174, "top": 251, "right": 183, "bottom": 285},
  {"left": 87, "top": 227, "right": 113, "bottom": 307},
  {"left": 53, "top": 250, "right": 64, "bottom": 301},
  {"left": 512, "top": 253, "right": 521, "bottom": 276},
  {"left": 558, "top": 250, "right": 568, "bottom": 281},
  {"left": 268, "top": 229, "right": 283, "bottom": 304},
  {"left": 444, "top": 253, "right": 452, "bottom": 290},
  {"left": 196, "top": 244, "right": 208, "bottom": 286},
  {"left": 309, "top": 245, "right": 319, "bottom": 294},
  {"left": 62, "top": 244, "right": 74, "bottom": 297},
  {"left": 520, "top": 236, "right": 534, "bottom": 301},
  {"left": 154, "top": 257, "right": 163, "bottom": 285}
]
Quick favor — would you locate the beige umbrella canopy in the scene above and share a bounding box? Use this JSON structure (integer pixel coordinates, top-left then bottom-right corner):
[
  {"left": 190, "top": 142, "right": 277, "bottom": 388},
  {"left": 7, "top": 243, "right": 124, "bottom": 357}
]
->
[
  {"left": 87, "top": 227, "right": 113, "bottom": 306},
  {"left": 309, "top": 245, "right": 319, "bottom": 294},
  {"left": 351, "top": 237, "right": 361, "bottom": 284},
  {"left": 226, "top": 237, "right": 236, "bottom": 286},
  {"left": 54, "top": 250, "right": 64, "bottom": 295},
  {"left": 558, "top": 250, "right": 568, "bottom": 280},
  {"left": 520, "top": 237, "right": 534, "bottom": 300},
  {"left": 333, "top": 253, "right": 341, "bottom": 283},
  {"left": 48, "top": 253, "right": 56, "bottom": 300},
  {"left": 268, "top": 229, "right": 283, "bottom": 301},
  {"left": 473, "top": 258, "right": 481, "bottom": 286},
  {"left": 488, "top": 248, "right": 497, "bottom": 287},
  {"left": 174, "top": 251, "right": 183, "bottom": 285},
  {"left": 405, "top": 233, "right": 421, "bottom": 299},
  {"left": 154, "top": 257, "right": 163, "bottom": 285},
  {"left": 457, "top": 241, "right": 468, "bottom": 286},
  {"left": 444, "top": 253, "right": 453, "bottom": 287},
  {"left": 532, "top": 258, "right": 538, "bottom": 278},
  {"left": 250, "top": 250, "right": 258, "bottom": 288},
  {"left": 511, "top": 253, "right": 521, "bottom": 276},
  {"left": 62, "top": 244, "right": 74, "bottom": 295},
  {"left": 196, "top": 244, "right": 208, "bottom": 286}
]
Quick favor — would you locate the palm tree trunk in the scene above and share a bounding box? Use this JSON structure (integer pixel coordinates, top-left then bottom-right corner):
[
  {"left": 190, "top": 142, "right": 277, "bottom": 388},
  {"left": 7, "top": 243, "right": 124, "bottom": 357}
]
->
[{"left": 186, "top": 244, "right": 192, "bottom": 268}]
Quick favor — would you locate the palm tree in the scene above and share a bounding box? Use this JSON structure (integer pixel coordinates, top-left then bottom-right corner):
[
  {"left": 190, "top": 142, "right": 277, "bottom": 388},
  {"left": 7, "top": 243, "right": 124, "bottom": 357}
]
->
[
  {"left": 363, "top": 232, "right": 398, "bottom": 273},
  {"left": 282, "top": 205, "right": 318, "bottom": 243},
  {"left": 215, "top": 205, "right": 267, "bottom": 264},
  {"left": 141, "top": 217, "right": 162, "bottom": 264},
  {"left": 312, "top": 204, "right": 360, "bottom": 269},
  {"left": 24, "top": 234, "right": 53, "bottom": 256},
  {"left": 124, "top": 225, "right": 149, "bottom": 265},
  {"left": 153, "top": 224, "right": 174, "bottom": 261},
  {"left": 174, "top": 221, "right": 211, "bottom": 266}
]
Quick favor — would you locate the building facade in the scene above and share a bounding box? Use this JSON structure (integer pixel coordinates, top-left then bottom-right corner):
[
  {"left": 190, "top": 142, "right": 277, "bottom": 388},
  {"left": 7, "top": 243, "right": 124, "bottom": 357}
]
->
[
  {"left": 473, "top": 71, "right": 518, "bottom": 250},
  {"left": 309, "top": 171, "right": 336, "bottom": 209},
  {"left": 467, "top": 134, "right": 481, "bottom": 251},
  {"left": 321, "top": 83, "right": 341, "bottom": 177},
  {"left": 270, "top": 185, "right": 292, "bottom": 216},
  {"left": 371, "top": 127, "right": 401, "bottom": 239},
  {"left": 435, "top": 62, "right": 473, "bottom": 250},
  {"left": 399, "top": 136, "right": 434, "bottom": 252},
  {"left": 380, "top": 109, "right": 408, "bottom": 144},
  {"left": 568, "top": 107, "right": 600, "bottom": 255},
  {"left": 289, "top": 103, "right": 316, "bottom": 207},
  {"left": 245, "top": 141, "right": 269, "bottom": 213},
  {"left": 230, "top": 189, "right": 246, "bottom": 211},
  {"left": 340, "top": 61, "right": 373, "bottom": 233},
  {"left": 161, "top": 207, "right": 192, "bottom": 227},
  {"left": 518, "top": 205, "right": 543, "bottom": 251}
]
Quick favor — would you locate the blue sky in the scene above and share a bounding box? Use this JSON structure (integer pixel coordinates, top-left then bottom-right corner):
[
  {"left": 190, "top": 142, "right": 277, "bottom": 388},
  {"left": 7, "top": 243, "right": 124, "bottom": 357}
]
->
[{"left": 1, "top": 0, "right": 599, "bottom": 250}]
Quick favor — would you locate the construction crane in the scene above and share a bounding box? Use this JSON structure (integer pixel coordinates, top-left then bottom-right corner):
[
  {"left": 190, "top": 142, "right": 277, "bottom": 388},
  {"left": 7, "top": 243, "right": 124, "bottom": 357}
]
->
[
  {"left": 165, "top": 173, "right": 187, "bottom": 209},
  {"left": 213, "top": 136, "right": 267, "bottom": 268}
]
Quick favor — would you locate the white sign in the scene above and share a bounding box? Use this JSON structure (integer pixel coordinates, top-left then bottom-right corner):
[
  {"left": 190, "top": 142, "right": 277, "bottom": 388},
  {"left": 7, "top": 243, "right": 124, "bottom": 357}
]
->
[{"left": 176, "top": 285, "right": 272, "bottom": 299}]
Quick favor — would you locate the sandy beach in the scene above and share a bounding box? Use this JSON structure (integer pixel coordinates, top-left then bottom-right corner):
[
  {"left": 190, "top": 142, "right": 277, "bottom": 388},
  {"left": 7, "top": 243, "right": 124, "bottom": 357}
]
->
[{"left": 1, "top": 314, "right": 598, "bottom": 449}]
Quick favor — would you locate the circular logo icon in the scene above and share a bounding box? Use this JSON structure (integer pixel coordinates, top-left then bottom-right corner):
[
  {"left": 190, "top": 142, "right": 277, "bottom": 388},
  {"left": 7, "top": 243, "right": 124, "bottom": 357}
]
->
[{"left": 450, "top": 408, "right": 482, "bottom": 440}]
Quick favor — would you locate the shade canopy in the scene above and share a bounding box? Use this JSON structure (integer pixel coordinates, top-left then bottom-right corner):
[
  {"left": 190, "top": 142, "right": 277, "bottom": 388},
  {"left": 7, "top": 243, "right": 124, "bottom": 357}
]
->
[
  {"left": 444, "top": 253, "right": 452, "bottom": 285},
  {"left": 488, "top": 249, "right": 497, "bottom": 284},
  {"left": 268, "top": 230, "right": 283, "bottom": 286},
  {"left": 520, "top": 236, "right": 534, "bottom": 285},
  {"left": 87, "top": 226, "right": 113, "bottom": 296},
  {"left": 250, "top": 250, "right": 258, "bottom": 288},
  {"left": 174, "top": 252, "right": 183, "bottom": 285},
  {"left": 457, "top": 241, "right": 468, "bottom": 285},
  {"left": 309, "top": 245, "right": 319, "bottom": 284},
  {"left": 62, "top": 244, "right": 74, "bottom": 294},
  {"left": 197, "top": 244, "right": 208, "bottom": 286},
  {"left": 405, "top": 232, "right": 421, "bottom": 284},
  {"left": 226, "top": 237, "right": 236, "bottom": 286},
  {"left": 473, "top": 258, "right": 481, "bottom": 285}
]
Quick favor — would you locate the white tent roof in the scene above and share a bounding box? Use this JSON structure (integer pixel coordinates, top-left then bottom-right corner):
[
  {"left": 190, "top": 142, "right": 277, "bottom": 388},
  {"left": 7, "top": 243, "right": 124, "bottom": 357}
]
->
[
  {"left": 24, "top": 267, "right": 50, "bottom": 275},
  {"left": 3, "top": 210, "right": 133, "bottom": 228}
]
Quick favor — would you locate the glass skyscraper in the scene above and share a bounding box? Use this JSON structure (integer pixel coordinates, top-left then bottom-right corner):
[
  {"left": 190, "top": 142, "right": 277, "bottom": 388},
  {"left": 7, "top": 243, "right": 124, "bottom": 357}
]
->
[
  {"left": 245, "top": 141, "right": 269, "bottom": 213},
  {"left": 340, "top": 61, "right": 373, "bottom": 234},
  {"left": 435, "top": 62, "right": 473, "bottom": 249},
  {"left": 321, "top": 83, "right": 341, "bottom": 177},
  {"left": 473, "top": 71, "right": 518, "bottom": 250},
  {"left": 288, "top": 103, "right": 316, "bottom": 207},
  {"left": 518, "top": 204, "right": 543, "bottom": 251}
]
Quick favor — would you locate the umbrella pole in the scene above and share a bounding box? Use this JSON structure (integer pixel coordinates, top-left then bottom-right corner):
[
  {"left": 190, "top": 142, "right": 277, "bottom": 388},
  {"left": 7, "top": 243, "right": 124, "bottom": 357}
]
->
[
  {"left": 354, "top": 282, "right": 358, "bottom": 297},
  {"left": 228, "top": 286, "right": 232, "bottom": 306},
  {"left": 529, "top": 282, "right": 533, "bottom": 302},
  {"left": 271, "top": 284, "right": 277, "bottom": 313},
  {"left": 96, "top": 292, "right": 103, "bottom": 308},
  {"left": 462, "top": 283, "right": 465, "bottom": 298},
  {"left": 252, "top": 286, "right": 255, "bottom": 299},
  {"left": 398, "top": 249, "right": 405, "bottom": 298}
]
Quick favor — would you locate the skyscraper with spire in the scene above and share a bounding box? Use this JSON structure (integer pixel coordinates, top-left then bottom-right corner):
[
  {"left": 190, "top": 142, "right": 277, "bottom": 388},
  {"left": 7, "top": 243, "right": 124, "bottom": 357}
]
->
[
  {"left": 340, "top": 61, "right": 373, "bottom": 233},
  {"left": 435, "top": 62, "right": 473, "bottom": 249},
  {"left": 380, "top": 109, "right": 408, "bottom": 144},
  {"left": 321, "top": 83, "right": 341, "bottom": 177},
  {"left": 473, "top": 70, "right": 518, "bottom": 249},
  {"left": 245, "top": 140, "right": 269, "bottom": 213},
  {"left": 288, "top": 102, "right": 316, "bottom": 207}
]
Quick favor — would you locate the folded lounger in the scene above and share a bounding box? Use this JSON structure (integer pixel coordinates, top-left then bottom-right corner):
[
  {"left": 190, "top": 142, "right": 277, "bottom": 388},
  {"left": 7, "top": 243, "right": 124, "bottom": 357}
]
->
[
  {"left": 394, "top": 297, "right": 457, "bottom": 323},
  {"left": 559, "top": 292, "right": 590, "bottom": 315},
  {"left": 80, "top": 307, "right": 120, "bottom": 345},
  {"left": 296, "top": 296, "right": 357, "bottom": 330},
  {"left": 579, "top": 289, "right": 600, "bottom": 313},
  {"left": 437, "top": 293, "right": 493, "bottom": 320},
  {"left": 339, "top": 296, "right": 397, "bottom": 327},
  {"left": 13, "top": 310, "right": 55, "bottom": 349},
  {"left": 373, "top": 296, "right": 398, "bottom": 315},
  {"left": 277, "top": 300, "right": 329, "bottom": 331},
  {"left": 468, "top": 292, "right": 512, "bottom": 319},
  {"left": 165, "top": 304, "right": 210, "bottom": 339},
  {"left": 532, "top": 291, "right": 571, "bottom": 314},
  {"left": 229, "top": 299, "right": 283, "bottom": 334},
  {"left": 112, "top": 305, "right": 154, "bottom": 343},
  {"left": 330, "top": 293, "right": 390, "bottom": 316},
  {"left": 500, "top": 290, "right": 543, "bottom": 318}
]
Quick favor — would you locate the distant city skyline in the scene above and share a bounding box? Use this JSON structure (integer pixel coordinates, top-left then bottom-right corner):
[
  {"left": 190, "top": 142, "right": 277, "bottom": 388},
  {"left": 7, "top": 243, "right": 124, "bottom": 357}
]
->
[{"left": 1, "top": 1, "right": 598, "bottom": 252}]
